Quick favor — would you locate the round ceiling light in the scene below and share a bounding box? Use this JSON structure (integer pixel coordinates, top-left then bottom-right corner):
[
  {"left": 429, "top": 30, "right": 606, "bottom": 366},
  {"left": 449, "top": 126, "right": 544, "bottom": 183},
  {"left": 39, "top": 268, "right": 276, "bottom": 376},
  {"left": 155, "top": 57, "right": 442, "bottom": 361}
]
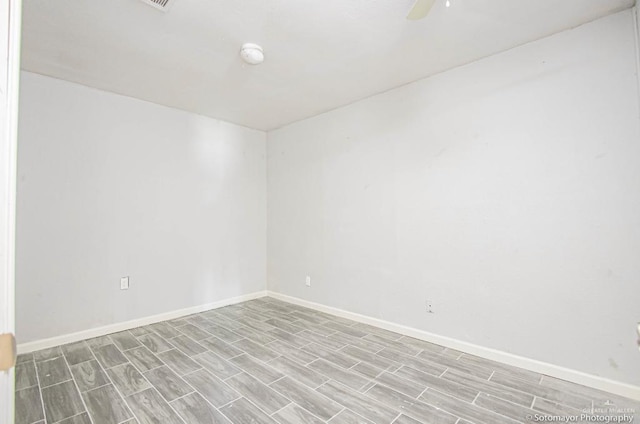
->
[{"left": 240, "top": 43, "right": 264, "bottom": 65}]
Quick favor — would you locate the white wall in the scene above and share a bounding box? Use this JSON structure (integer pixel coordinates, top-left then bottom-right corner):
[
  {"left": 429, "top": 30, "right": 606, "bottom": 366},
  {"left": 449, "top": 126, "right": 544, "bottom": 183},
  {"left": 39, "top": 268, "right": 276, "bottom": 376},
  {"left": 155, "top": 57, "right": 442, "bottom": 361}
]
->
[
  {"left": 267, "top": 9, "right": 640, "bottom": 386},
  {"left": 17, "top": 72, "right": 266, "bottom": 343}
]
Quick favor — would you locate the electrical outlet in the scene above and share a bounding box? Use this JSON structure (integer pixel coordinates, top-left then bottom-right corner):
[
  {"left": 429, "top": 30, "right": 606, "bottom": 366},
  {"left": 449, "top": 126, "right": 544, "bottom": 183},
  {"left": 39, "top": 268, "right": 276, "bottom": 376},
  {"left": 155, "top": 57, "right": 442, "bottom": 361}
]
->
[
  {"left": 426, "top": 300, "right": 433, "bottom": 314},
  {"left": 305, "top": 276, "right": 311, "bottom": 287},
  {"left": 120, "top": 276, "right": 130, "bottom": 290}
]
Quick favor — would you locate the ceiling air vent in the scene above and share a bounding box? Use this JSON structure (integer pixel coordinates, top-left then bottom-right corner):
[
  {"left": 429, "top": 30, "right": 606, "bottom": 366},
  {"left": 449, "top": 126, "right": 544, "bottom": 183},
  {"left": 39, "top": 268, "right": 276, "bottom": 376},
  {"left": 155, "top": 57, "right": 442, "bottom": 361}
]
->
[{"left": 138, "top": 0, "right": 173, "bottom": 12}]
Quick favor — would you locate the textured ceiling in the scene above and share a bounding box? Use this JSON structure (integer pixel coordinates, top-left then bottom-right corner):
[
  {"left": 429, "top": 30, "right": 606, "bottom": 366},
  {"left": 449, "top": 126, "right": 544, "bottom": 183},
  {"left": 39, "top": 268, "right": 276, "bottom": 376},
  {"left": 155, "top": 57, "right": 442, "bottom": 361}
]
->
[{"left": 21, "top": 0, "right": 634, "bottom": 131}]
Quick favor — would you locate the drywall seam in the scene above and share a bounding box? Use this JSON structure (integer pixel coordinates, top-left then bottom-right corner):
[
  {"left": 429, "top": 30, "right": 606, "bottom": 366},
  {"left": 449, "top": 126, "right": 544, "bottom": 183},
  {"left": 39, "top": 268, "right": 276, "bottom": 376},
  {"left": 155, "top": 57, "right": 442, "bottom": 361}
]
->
[
  {"left": 266, "top": 291, "right": 640, "bottom": 400},
  {"left": 17, "top": 290, "right": 268, "bottom": 354}
]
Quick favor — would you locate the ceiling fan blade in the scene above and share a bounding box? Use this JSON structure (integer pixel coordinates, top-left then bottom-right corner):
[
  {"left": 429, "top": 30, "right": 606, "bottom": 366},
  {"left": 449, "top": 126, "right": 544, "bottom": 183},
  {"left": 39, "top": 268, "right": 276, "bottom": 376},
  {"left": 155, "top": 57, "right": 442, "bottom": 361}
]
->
[{"left": 406, "top": 0, "right": 436, "bottom": 20}]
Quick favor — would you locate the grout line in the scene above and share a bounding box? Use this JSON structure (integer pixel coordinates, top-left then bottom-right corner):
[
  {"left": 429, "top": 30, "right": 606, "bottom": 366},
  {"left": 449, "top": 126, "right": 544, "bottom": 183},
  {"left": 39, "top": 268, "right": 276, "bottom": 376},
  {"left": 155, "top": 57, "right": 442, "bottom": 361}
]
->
[
  {"left": 60, "top": 350, "right": 96, "bottom": 424},
  {"left": 32, "top": 358, "right": 48, "bottom": 424},
  {"left": 216, "top": 395, "right": 242, "bottom": 411},
  {"left": 231, "top": 393, "right": 285, "bottom": 421},
  {"left": 166, "top": 389, "right": 197, "bottom": 404},
  {"left": 471, "top": 391, "right": 481, "bottom": 405},
  {"left": 53, "top": 411, "right": 89, "bottom": 424},
  {"left": 267, "top": 402, "right": 292, "bottom": 417},
  {"left": 268, "top": 375, "right": 287, "bottom": 386},
  {"left": 117, "top": 345, "right": 189, "bottom": 424},
  {"left": 475, "top": 391, "right": 547, "bottom": 423},
  {"left": 327, "top": 406, "right": 347, "bottom": 422},
  {"left": 416, "top": 385, "right": 430, "bottom": 400},
  {"left": 38, "top": 377, "right": 74, "bottom": 390},
  {"left": 80, "top": 380, "right": 113, "bottom": 394},
  {"left": 180, "top": 367, "right": 204, "bottom": 379},
  {"left": 83, "top": 340, "right": 138, "bottom": 424},
  {"left": 389, "top": 412, "right": 403, "bottom": 423},
  {"left": 141, "top": 387, "right": 188, "bottom": 424}
]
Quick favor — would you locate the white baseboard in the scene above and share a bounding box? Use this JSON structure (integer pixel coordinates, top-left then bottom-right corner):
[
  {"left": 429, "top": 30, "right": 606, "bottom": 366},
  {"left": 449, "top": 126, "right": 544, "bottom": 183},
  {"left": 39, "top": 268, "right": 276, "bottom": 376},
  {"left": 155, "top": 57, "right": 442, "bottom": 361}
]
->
[
  {"left": 18, "top": 291, "right": 268, "bottom": 354},
  {"left": 266, "top": 291, "right": 640, "bottom": 401},
  {"left": 18, "top": 289, "right": 640, "bottom": 400}
]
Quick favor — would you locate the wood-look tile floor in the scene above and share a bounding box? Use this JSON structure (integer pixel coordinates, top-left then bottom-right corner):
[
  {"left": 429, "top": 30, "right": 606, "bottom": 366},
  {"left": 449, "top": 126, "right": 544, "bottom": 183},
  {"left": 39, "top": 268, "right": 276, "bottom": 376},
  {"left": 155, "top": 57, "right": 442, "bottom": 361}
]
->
[{"left": 15, "top": 297, "right": 640, "bottom": 424}]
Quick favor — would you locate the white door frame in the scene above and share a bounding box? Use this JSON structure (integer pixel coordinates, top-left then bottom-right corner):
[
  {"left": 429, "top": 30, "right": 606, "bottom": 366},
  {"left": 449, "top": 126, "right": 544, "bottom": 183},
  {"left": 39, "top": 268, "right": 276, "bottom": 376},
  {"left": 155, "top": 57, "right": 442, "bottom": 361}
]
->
[{"left": 0, "top": 0, "right": 22, "bottom": 422}]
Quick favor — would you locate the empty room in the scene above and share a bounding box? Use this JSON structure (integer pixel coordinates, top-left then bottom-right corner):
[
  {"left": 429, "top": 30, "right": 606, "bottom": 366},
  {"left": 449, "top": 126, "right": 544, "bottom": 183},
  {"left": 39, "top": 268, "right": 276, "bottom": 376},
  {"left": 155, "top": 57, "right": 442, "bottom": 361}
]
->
[{"left": 1, "top": 0, "right": 639, "bottom": 423}]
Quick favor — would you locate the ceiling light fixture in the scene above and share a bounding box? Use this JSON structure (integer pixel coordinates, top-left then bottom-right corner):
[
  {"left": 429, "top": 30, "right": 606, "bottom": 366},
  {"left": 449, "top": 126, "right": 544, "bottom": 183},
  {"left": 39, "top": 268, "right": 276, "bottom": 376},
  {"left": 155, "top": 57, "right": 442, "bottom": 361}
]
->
[{"left": 240, "top": 43, "right": 264, "bottom": 65}]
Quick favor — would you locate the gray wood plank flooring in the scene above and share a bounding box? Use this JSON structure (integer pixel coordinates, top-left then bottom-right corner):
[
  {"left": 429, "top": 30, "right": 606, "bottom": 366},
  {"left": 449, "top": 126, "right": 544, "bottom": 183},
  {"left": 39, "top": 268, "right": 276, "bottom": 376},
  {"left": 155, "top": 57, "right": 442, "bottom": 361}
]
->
[{"left": 16, "top": 297, "right": 640, "bottom": 424}]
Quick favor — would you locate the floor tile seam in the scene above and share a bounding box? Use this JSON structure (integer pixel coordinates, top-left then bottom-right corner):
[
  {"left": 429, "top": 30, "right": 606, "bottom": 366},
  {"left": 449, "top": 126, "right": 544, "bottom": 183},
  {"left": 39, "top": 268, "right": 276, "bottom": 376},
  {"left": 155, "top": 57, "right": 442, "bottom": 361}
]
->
[
  {"left": 396, "top": 351, "right": 483, "bottom": 383},
  {"left": 49, "top": 411, "right": 88, "bottom": 424},
  {"left": 477, "top": 389, "right": 578, "bottom": 417},
  {"left": 260, "top": 356, "right": 328, "bottom": 389},
  {"left": 111, "top": 332, "right": 146, "bottom": 352},
  {"left": 171, "top": 377, "right": 237, "bottom": 422},
  {"left": 475, "top": 390, "right": 555, "bottom": 423},
  {"left": 36, "top": 376, "right": 74, "bottom": 391},
  {"left": 228, "top": 391, "right": 292, "bottom": 420},
  {"left": 324, "top": 377, "right": 414, "bottom": 423},
  {"left": 188, "top": 360, "right": 283, "bottom": 407},
  {"left": 342, "top": 348, "right": 398, "bottom": 376},
  {"left": 487, "top": 373, "right": 594, "bottom": 409},
  {"left": 62, "top": 348, "right": 94, "bottom": 367},
  {"left": 60, "top": 349, "right": 96, "bottom": 424},
  {"left": 215, "top": 393, "right": 244, "bottom": 411},
  {"left": 174, "top": 323, "right": 223, "bottom": 341},
  {"left": 85, "top": 337, "right": 146, "bottom": 424},
  {"left": 458, "top": 356, "right": 537, "bottom": 379},
  {"left": 117, "top": 361, "right": 189, "bottom": 424},
  {"left": 16, "top": 382, "right": 39, "bottom": 392},
  {"left": 344, "top": 407, "right": 380, "bottom": 424},
  {"left": 80, "top": 380, "right": 112, "bottom": 395},
  {"left": 307, "top": 361, "right": 374, "bottom": 392},
  {"left": 140, "top": 365, "right": 201, "bottom": 404},
  {"left": 267, "top": 401, "right": 302, "bottom": 418},
  {"left": 425, "top": 387, "right": 540, "bottom": 424},
  {"left": 425, "top": 368, "right": 545, "bottom": 408},
  {"left": 164, "top": 388, "right": 197, "bottom": 404},
  {"left": 366, "top": 384, "right": 447, "bottom": 424},
  {"left": 416, "top": 383, "right": 431, "bottom": 401},
  {"left": 130, "top": 385, "right": 189, "bottom": 424},
  {"left": 267, "top": 378, "right": 346, "bottom": 422},
  {"left": 132, "top": 332, "right": 177, "bottom": 353},
  {"left": 178, "top": 365, "right": 206, "bottom": 379},
  {"left": 35, "top": 354, "right": 64, "bottom": 364},
  {"left": 369, "top": 374, "right": 428, "bottom": 400},
  {"left": 18, "top": 355, "right": 36, "bottom": 365},
  {"left": 388, "top": 412, "right": 404, "bottom": 424},
  {"left": 30, "top": 358, "right": 48, "bottom": 424},
  {"left": 326, "top": 406, "right": 348, "bottom": 423}
]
